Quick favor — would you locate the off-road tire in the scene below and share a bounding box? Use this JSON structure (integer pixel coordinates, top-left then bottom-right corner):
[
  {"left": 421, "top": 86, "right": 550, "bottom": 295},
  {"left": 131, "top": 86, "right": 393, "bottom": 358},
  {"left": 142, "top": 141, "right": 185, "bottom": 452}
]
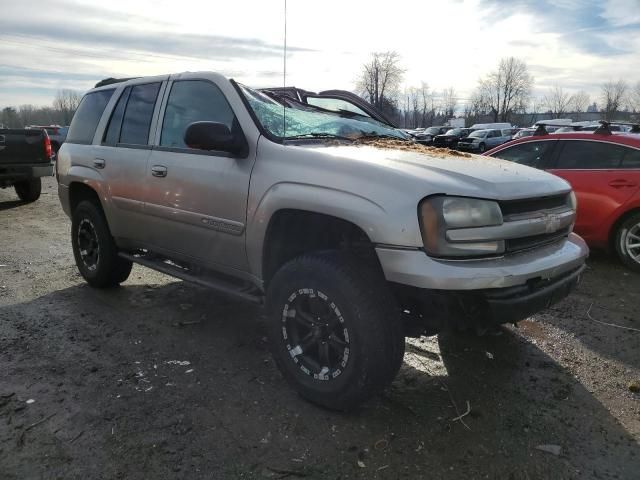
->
[
  {"left": 266, "top": 251, "right": 405, "bottom": 411},
  {"left": 71, "top": 200, "right": 132, "bottom": 288},
  {"left": 14, "top": 178, "right": 42, "bottom": 203},
  {"left": 615, "top": 212, "right": 640, "bottom": 272}
]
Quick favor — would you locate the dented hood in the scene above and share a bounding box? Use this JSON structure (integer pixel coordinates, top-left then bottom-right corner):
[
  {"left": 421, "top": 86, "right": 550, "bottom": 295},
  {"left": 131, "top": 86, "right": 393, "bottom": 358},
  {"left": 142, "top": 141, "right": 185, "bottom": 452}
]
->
[{"left": 312, "top": 144, "right": 572, "bottom": 201}]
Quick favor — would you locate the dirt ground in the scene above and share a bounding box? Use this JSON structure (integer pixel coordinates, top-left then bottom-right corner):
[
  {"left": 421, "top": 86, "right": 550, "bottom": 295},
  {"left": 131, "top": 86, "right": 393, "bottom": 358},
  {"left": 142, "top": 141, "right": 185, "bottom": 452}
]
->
[{"left": 1, "top": 177, "right": 639, "bottom": 479}]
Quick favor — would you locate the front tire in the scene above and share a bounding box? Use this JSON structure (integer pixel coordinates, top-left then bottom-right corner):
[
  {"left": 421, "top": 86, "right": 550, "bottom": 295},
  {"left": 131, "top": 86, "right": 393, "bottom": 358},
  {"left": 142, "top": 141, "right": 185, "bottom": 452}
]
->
[
  {"left": 14, "top": 178, "right": 42, "bottom": 202},
  {"left": 615, "top": 212, "right": 640, "bottom": 272},
  {"left": 71, "top": 200, "right": 132, "bottom": 288},
  {"left": 266, "top": 251, "right": 405, "bottom": 411},
  {"left": 478, "top": 143, "right": 486, "bottom": 153}
]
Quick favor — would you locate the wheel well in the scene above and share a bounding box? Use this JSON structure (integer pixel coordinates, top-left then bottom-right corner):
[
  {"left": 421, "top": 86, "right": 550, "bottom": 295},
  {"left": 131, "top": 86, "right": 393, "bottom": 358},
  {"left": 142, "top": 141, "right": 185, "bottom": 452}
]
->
[
  {"left": 262, "top": 210, "right": 379, "bottom": 287},
  {"left": 69, "top": 183, "right": 102, "bottom": 214},
  {"left": 609, "top": 208, "right": 640, "bottom": 250}
]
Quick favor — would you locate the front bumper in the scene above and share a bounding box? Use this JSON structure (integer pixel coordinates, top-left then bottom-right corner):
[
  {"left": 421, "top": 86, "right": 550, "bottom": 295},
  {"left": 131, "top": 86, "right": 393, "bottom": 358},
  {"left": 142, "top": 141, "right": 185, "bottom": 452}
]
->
[
  {"left": 377, "top": 234, "right": 588, "bottom": 331},
  {"left": 0, "top": 162, "right": 53, "bottom": 186},
  {"left": 457, "top": 142, "right": 480, "bottom": 151},
  {"left": 376, "top": 233, "right": 588, "bottom": 290}
]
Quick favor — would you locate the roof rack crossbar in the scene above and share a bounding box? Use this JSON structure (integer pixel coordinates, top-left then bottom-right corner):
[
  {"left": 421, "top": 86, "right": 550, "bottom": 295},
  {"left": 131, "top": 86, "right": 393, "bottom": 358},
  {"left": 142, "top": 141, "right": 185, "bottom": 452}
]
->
[{"left": 599, "top": 120, "right": 640, "bottom": 134}]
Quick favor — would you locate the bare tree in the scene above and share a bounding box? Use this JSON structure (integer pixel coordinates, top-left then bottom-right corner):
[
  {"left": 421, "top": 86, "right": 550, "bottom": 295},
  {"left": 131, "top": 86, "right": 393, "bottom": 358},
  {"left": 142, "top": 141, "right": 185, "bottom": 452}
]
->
[
  {"left": 357, "top": 52, "right": 405, "bottom": 116},
  {"left": 477, "top": 57, "right": 533, "bottom": 122},
  {"left": 53, "top": 89, "right": 82, "bottom": 125},
  {"left": 543, "top": 85, "right": 573, "bottom": 117},
  {"left": 441, "top": 87, "right": 457, "bottom": 118},
  {"left": 570, "top": 90, "right": 590, "bottom": 113},
  {"left": 402, "top": 82, "right": 435, "bottom": 128},
  {"left": 631, "top": 81, "right": 640, "bottom": 113},
  {"left": 600, "top": 80, "right": 628, "bottom": 119},
  {"left": 1, "top": 107, "right": 21, "bottom": 128}
]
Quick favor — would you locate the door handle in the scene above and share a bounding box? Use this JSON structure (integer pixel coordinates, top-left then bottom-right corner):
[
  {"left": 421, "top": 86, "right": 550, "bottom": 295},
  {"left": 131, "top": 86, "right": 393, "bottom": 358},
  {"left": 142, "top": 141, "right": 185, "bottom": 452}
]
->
[
  {"left": 151, "top": 165, "right": 168, "bottom": 178},
  {"left": 609, "top": 179, "right": 637, "bottom": 188},
  {"left": 93, "top": 158, "right": 105, "bottom": 169}
]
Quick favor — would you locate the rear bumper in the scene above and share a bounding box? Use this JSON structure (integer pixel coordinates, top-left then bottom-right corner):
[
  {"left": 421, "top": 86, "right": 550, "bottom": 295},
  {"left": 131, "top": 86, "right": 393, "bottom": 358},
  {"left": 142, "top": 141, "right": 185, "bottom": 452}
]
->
[{"left": 0, "top": 162, "right": 53, "bottom": 185}]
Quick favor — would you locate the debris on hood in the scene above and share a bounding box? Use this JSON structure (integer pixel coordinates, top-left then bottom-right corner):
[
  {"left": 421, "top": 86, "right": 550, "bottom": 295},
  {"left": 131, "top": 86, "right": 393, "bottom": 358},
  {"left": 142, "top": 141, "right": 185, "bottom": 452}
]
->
[{"left": 330, "top": 137, "right": 473, "bottom": 158}]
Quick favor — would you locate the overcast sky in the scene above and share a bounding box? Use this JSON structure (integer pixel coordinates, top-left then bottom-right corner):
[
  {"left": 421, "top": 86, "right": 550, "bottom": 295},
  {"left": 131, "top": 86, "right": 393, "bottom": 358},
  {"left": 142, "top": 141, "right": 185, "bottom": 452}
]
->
[{"left": 1, "top": 0, "right": 639, "bottom": 108}]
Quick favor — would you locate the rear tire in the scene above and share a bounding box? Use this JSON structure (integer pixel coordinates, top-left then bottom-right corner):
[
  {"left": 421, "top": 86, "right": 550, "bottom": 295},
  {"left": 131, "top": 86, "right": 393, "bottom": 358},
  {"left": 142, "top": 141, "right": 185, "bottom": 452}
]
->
[
  {"left": 14, "top": 178, "right": 42, "bottom": 203},
  {"left": 615, "top": 212, "right": 640, "bottom": 272},
  {"left": 266, "top": 251, "right": 405, "bottom": 411},
  {"left": 71, "top": 200, "right": 132, "bottom": 288}
]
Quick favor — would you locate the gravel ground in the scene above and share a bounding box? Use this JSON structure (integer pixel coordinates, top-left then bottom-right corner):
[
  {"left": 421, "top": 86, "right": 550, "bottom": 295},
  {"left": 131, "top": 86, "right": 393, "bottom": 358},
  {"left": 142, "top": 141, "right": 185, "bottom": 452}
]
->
[{"left": 1, "top": 177, "right": 639, "bottom": 479}]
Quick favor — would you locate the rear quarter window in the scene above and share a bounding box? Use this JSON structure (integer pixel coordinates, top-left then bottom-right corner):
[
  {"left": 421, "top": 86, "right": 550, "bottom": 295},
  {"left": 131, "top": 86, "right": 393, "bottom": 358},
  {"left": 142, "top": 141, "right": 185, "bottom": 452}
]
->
[
  {"left": 119, "top": 83, "right": 161, "bottom": 145},
  {"left": 622, "top": 147, "right": 640, "bottom": 168},
  {"left": 66, "top": 89, "right": 115, "bottom": 144},
  {"left": 556, "top": 140, "right": 625, "bottom": 169}
]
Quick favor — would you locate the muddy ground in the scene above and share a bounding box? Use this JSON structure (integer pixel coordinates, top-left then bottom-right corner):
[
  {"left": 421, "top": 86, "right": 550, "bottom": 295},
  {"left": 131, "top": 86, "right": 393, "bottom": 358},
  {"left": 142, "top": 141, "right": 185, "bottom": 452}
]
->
[{"left": 1, "top": 177, "right": 639, "bottom": 479}]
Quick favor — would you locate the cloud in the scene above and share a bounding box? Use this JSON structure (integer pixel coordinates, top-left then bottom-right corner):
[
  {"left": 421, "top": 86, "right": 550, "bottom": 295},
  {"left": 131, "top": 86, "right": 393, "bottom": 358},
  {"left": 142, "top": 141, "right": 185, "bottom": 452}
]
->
[
  {"left": 1, "top": 21, "right": 311, "bottom": 63},
  {"left": 478, "top": 0, "right": 640, "bottom": 56}
]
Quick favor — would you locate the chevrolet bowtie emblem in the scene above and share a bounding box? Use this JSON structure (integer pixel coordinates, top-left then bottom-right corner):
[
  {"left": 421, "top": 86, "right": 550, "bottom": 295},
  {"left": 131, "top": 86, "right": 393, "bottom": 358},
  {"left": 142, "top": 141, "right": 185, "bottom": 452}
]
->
[{"left": 545, "top": 214, "right": 561, "bottom": 233}]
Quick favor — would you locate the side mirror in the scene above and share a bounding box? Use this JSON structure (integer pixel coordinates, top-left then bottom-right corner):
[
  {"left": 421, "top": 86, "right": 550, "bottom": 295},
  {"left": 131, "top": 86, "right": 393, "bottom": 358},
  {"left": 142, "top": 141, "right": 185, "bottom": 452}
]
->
[{"left": 184, "top": 121, "right": 246, "bottom": 156}]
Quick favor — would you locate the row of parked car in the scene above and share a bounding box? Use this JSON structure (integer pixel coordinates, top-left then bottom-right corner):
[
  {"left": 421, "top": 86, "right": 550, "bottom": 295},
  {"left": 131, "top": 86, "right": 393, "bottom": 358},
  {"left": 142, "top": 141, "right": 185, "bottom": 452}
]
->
[
  {"left": 405, "top": 120, "right": 638, "bottom": 154},
  {"left": 404, "top": 123, "right": 517, "bottom": 153}
]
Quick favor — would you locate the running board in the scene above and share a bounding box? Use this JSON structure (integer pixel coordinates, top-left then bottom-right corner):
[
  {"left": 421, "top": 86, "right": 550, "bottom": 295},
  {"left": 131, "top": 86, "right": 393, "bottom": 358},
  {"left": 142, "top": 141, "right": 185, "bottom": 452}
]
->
[{"left": 118, "top": 252, "right": 263, "bottom": 304}]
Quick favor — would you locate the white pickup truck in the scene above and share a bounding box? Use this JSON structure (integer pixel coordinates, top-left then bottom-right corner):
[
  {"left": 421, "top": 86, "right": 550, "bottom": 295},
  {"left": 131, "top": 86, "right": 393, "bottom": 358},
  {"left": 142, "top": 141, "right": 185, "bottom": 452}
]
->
[{"left": 56, "top": 72, "right": 588, "bottom": 410}]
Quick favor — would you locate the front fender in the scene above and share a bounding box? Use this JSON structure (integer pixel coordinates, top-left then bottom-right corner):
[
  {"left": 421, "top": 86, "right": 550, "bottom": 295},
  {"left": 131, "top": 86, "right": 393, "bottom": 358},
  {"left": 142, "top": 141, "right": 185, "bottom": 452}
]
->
[{"left": 246, "top": 181, "right": 418, "bottom": 280}]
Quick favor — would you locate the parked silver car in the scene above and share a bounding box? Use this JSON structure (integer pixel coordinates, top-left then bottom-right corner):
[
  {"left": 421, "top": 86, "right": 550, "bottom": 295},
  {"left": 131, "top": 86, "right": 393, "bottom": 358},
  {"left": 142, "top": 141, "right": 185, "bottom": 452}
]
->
[
  {"left": 458, "top": 128, "right": 512, "bottom": 153},
  {"left": 56, "top": 72, "right": 588, "bottom": 410}
]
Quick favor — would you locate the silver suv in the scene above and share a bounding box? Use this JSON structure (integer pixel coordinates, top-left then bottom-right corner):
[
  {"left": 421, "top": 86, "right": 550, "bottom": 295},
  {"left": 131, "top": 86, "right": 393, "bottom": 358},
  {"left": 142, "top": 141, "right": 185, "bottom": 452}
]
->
[
  {"left": 57, "top": 72, "right": 588, "bottom": 410},
  {"left": 458, "top": 128, "right": 511, "bottom": 153}
]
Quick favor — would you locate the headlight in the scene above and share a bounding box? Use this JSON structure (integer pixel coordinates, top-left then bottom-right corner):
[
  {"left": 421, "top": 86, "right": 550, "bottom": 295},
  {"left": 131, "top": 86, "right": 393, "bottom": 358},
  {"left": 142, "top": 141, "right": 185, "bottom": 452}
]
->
[
  {"left": 419, "top": 196, "right": 504, "bottom": 257},
  {"left": 568, "top": 191, "right": 577, "bottom": 210}
]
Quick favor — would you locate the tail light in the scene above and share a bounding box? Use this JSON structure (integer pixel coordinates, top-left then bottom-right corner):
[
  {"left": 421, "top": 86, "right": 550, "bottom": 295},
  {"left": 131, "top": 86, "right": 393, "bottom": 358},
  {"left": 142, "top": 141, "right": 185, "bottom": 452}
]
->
[{"left": 44, "top": 133, "right": 52, "bottom": 159}]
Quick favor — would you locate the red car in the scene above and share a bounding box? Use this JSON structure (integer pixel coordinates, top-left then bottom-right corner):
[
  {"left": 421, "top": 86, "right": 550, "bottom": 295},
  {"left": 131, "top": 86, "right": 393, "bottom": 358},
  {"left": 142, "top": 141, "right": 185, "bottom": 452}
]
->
[{"left": 486, "top": 126, "right": 640, "bottom": 271}]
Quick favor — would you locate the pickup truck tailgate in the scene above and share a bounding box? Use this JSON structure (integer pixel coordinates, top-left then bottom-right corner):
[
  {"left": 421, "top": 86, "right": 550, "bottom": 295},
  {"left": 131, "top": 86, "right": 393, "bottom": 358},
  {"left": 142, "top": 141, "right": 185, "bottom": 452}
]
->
[{"left": 0, "top": 129, "right": 50, "bottom": 164}]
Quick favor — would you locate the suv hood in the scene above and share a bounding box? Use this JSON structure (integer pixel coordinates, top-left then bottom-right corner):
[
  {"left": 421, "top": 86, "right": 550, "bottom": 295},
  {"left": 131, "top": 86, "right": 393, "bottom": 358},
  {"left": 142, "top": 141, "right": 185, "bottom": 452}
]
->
[{"left": 313, "top": 144, "right": 571, "bottom": 201}]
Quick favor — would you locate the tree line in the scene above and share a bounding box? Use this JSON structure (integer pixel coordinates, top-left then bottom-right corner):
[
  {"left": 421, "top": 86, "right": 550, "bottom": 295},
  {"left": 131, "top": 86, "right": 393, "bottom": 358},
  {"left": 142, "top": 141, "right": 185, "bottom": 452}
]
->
[
  {"left": 3, "top": 60, "right": 640, "bottom": 130},
  {"left": 357, "top": 51, "right": 640, "bottom": 128},
  {"left": 0, "top": 89, "right": 82, "bottom": 128}
]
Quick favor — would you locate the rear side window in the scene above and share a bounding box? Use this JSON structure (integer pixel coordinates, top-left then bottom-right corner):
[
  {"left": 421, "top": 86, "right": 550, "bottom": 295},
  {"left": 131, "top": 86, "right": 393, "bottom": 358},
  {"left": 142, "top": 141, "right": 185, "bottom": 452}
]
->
[
  {"left": 66, "top": 89, "right": 114, "bottom": 144},
  {"left": 556, "top": 141, "right": 625, "bottom": 169},
  {"left": 120, "top": 83, "right": 161, "bottom": 145},
  {"left": 103, "top": 87, "right": 130, "bottom": 146},
  {"left": 160, "top": 80, "right": 236, "bottom": 149},
  {"left": 622, "top": 147, "right": 640, "bottom": 168},
  {"left": 491, "top": 141, "right": 553, "bottom": 168}
]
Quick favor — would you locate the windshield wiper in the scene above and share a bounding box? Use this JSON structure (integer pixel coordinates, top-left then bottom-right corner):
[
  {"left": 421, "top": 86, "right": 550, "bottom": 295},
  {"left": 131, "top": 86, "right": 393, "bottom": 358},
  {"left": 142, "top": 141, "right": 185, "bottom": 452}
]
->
[
  {"left": 357, "top": 133, "right": 408, "bottom": 141},
  {"left": 285, "top": 132, "right": 355, "bottom": 142}
]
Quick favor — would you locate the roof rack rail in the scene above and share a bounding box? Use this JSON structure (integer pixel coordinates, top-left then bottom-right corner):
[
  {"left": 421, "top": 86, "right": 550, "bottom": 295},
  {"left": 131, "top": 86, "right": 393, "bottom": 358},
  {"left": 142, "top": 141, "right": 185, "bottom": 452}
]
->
[
  {"left": 597, "top": 120, "right": 640, "bottom": 134},
  {"left": 94, "top": 77, "right": 139, "bottom": 88}
]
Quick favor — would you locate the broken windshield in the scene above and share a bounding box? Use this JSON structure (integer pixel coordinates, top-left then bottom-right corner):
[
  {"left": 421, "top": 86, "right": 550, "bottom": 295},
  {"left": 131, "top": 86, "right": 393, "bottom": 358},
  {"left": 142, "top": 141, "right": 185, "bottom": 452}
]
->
[{"left": 238, "top": 84, "right": 407, "bottom": 141}]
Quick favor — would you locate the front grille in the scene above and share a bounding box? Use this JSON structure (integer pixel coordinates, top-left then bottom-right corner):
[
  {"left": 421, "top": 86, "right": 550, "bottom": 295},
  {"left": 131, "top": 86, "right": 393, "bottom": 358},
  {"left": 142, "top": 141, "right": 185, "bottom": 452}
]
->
[
  {"left": 505, "top": 227, "right": 570, "bottom": 253},
  {"left": 500, "top": 194, "right": 568, "bottom": 217},
  {"left": 500, "top": 194, "right": 572, "bottom": 253}
]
